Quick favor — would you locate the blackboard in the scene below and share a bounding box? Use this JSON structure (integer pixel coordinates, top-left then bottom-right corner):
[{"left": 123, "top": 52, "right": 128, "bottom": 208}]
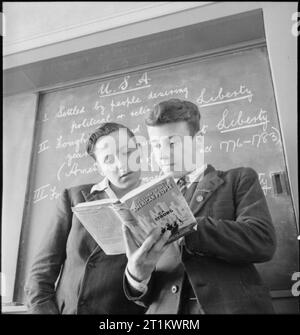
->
[{"left": 16, "top": 46, "right": 298, "bottom": 301}]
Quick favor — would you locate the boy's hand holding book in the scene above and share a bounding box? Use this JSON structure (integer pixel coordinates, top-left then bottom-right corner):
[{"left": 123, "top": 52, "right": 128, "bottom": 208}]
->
[
  {"left": 112, "top": 201, "right": 149, "bottom": 246},
  {"left": 122, "top": 224, "right": 171, "bottom": 283}
]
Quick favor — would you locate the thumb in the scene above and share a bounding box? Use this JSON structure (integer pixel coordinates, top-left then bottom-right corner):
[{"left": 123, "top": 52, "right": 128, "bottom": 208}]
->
[{"left": 122, "top": 224, "right": 140, "bottom": 257}]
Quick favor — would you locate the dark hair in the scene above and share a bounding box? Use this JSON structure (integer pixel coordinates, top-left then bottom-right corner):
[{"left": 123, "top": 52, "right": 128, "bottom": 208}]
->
[
  {"left": 145, "top": 99, "right": 201, "bottom": 135},
  {"left": 86, "top": 122, "right": 135, "bottom": 160}
]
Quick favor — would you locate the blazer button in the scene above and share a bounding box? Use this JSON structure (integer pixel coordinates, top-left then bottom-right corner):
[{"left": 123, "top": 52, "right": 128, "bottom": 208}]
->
[
  {"left": 196, "top": 195, "right": 204, "bottom": 202},
  {"left": 171, "top": 285, "right": 179, "bottom": 294}
]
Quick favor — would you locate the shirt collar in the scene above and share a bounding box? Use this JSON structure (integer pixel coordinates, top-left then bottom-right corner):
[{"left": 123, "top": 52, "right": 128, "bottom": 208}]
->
[
  {"left": 174, "top": 164, "right": 207, "bottom": 184},
  {"left": 91, "top": 164, "right": 207, "bottom": 196},
  {"left": 90, "top": 177, "right": 118, "bottom": 199},
  {"left": 186, "top": 164, "right": 207, "bottom": 184}
]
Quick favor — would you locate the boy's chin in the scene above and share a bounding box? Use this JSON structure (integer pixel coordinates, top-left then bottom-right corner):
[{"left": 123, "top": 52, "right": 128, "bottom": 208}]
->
[{"left": 118, "top": 172, "right": 140, "bottom": 187}]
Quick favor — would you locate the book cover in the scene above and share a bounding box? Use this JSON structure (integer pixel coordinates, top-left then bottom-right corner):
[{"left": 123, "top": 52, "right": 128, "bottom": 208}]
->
[
  {"left": 72, "top": 174, "right": 197, "bottom": 255},
  {"left": 121, "top": 174, "right": 197, "bottom": 244},
  {"left": 72, "top": 201, "right": 126, "bottom": 255}
]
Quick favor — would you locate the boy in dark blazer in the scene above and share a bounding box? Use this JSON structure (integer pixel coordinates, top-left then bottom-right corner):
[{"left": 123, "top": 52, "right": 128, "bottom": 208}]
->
[
  {"left": 122, "top": 99, "right": 277, "bottom": 314},
  {"left": 25, "top": 122, "right": 147, "bottom": 314}
]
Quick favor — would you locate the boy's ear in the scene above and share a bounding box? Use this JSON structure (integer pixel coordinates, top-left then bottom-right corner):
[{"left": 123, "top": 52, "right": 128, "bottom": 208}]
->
[
  {"left": 194, "top": 129, "right": 204, "bottom": 146},
  {"left": 150, "top": 149, "right": 160, "bottom": 172}
]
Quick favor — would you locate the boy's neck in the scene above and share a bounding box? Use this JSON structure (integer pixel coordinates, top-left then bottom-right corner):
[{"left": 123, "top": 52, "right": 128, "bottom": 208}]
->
[{"left": 110, "top": 179, "right": 141, "bottom": 199}]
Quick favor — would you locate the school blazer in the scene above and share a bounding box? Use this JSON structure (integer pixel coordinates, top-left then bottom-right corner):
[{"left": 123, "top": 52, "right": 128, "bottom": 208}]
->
[
  {"left": 24, "top": 184, "right": 145, "bottom": 314},
  {"left": 124, "top": 165, "right": 277, "bottom": 314}
]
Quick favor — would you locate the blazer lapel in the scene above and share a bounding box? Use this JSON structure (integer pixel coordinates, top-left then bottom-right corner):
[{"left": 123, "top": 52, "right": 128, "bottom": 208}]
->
[
  {"left": 188, "top": 165, "right": 224, "bottom": 215},
  {"left": 81, "top": 189, "right": 109, "bottom": 202}
]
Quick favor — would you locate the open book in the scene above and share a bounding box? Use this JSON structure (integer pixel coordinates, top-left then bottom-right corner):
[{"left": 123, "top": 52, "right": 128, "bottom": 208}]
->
[{"left": 72, "top": 174, "right": 197, "bottom": 255}]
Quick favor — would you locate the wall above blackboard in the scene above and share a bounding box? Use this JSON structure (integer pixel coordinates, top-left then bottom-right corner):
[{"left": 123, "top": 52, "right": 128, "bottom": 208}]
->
[{"left": 4, "top": 9, "right": 265, "bottom": 96}]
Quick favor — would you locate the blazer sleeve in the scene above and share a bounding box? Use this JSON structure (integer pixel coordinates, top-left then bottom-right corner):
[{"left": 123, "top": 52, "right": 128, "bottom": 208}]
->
[
  {"left": 123, "top": 271, "right": 156, "bottom": 308},
  {"left": 24, "top": 189, "right": 72, "bottom": 314},
  {"left": 185, "top": 167, "right": 277, "bottom": 264}
]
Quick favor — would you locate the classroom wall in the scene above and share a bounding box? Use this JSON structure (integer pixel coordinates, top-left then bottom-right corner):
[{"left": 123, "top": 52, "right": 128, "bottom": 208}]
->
[
  {"left": 3, "top": 2, "right": 211, "bottom": 59},
  {"left": 262, "top": 4, "right": 298, "bottom": 224},
  {"left": 2, "top": 2, "right": 298, "bottom": 307},
  {"left": 2, "top": 93, "right": 38, "bottom": 303}
]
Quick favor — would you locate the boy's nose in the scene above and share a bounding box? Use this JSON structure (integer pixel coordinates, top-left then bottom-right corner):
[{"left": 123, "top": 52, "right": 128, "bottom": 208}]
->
[{"left": 116, "top": 156, "right": 128, "bottom": 172}]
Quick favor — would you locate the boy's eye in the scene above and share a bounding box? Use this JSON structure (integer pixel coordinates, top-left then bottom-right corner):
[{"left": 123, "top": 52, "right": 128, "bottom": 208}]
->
[
  {"left": 169, "top": 137, "right": 181, "bottom": 146},
  {"left": 128, "top": 147, "right": 137, "bottom": 154},
  {"left": 122, "top": 147, "right": 136, "bottom": 155}
]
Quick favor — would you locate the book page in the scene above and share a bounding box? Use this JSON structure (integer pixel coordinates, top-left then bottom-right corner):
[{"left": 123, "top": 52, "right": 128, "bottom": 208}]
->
[
  {"left": 72, "top": 205, "right": 125, "bottom": 255},
  {"left": 74, "top": 198, "right": 115, "bottom": 208}
]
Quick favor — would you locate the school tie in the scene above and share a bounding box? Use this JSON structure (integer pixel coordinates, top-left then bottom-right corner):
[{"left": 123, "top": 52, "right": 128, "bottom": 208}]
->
[
  {"left": 177, "top": 175, "right": 189, "bottom": 196},
  {"left": 176, "top": 175, "right": 205, "bottom": 314}
]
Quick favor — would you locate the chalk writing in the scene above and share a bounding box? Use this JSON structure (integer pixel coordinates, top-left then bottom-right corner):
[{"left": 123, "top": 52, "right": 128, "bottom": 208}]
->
[
  {"left": 258, "top": 173, "right": 272, "bottom": 196},
  {"left": 70, "top": 115, "right": 111, "bottom": 133},
  {"left": 56, "top": 105, "right": 86, "bottom": 118},
  {"left": 101, "top": 85, "right": 151, "bottom": 98},
  {"left": 197, "top": 85, "right": 253, "bottom": 107},
  {"left": 49, "top": 186, "right": 61, "bottom": 200},
  {"left": 42, "top": 113, "right": 49, "bottom": 122},
  {"left": 93, "top": 101, "right": 105, "bottom": 113},
  {"left": 130, "top": 106, "right": 151, "bottom": 117},
  {"left": 200, "top": 124, "right": 208, "bottom": 135},
  {"left": 66, "top": 151, "right": 89, "bottom": 166},
  {"left": 98, "top": 82, "right": 112, "bottom": 96},
  {"left": 33, "top": 184, "right": 51, "bottom": 203},
  {"left": 57, "top": 161, "right": 98, "bottom": 181},
  {"left": 110, "top": 95, "right": 142, "bottom": 113},
  {"left": 217, "top": 108, "right": 269, "bottom": 133},
  {"left": 136, "top": 72, "right": 150, "bottom": 86},
  {"left": 131, "top": 124, "right": 141, "bottom": 134},
  {"left": 220, "top": 138, "right": 242, "bottom": 153},
  {"left": 148, "top": 87, "right": 188, "bottom": 100},
  {"left": 119, "top": 76, "right": 130, "bottom": 91},
  {"left": 56, "top": 133, "right": 88, "bottom": 152},
  {"left": 251, "top": 126, "right": 281, "bottom": 147},
  {"left": 219, "top": 127, "right": 281, "bottom": 153},
  {"left": 98, "top": 72, "right": 151, "bottom": 97},
  {"left": 38, "top": 140, "right": 50, "bottom": 154},
  {"left": 33, "top": 184, "right": 61, "bottom": 203},
  {"left": 200, "top": 145, "right": 213, "bottom": 153}
]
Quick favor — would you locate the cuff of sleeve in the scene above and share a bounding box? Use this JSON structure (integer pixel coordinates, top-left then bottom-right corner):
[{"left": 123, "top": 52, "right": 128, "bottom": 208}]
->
[
  {"left": 125, "top": 266, "right": 150, "bottom": 293},
  {"left": 27, "top": 299, "right": 59, "bottom": 314}
]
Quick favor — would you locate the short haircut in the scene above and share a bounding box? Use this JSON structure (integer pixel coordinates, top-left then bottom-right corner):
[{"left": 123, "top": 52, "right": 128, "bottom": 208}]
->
[
  {"left": 86, "top": 122, "right": 135, "bottom": 160},
  {"left": 145, "top": 99, "right": 201, "bottom": 135}
]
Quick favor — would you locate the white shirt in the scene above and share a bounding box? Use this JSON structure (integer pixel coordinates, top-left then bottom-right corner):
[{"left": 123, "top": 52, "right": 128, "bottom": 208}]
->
[{"left": 90, "top": 177, "right": 118, "bottom": 200}]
